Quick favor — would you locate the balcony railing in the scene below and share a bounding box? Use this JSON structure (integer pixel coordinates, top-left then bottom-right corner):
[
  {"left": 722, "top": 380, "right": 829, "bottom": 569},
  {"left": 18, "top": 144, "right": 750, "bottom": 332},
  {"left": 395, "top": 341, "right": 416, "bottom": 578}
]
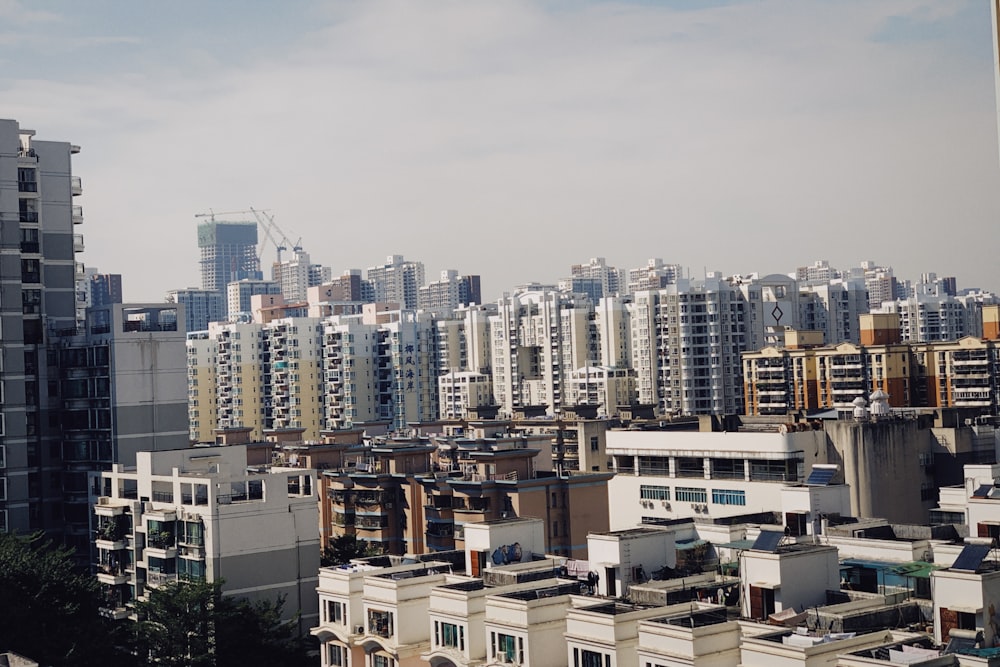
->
[{"left": 146, "top": 571, "right": 177, "bottom": 588}]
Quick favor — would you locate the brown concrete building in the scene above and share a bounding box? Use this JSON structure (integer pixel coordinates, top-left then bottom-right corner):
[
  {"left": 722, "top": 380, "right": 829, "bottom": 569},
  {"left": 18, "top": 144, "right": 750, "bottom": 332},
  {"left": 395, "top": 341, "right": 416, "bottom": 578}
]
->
[{"left": 322, "top": 425, "right": 612, "bottom": 559}]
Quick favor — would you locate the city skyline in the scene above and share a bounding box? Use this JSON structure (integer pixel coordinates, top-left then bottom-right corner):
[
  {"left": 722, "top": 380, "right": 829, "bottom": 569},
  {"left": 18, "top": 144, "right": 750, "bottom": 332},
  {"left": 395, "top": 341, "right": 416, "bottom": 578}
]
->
[{"left": 2, "top": 0, "right": 999, "bottom": 302}]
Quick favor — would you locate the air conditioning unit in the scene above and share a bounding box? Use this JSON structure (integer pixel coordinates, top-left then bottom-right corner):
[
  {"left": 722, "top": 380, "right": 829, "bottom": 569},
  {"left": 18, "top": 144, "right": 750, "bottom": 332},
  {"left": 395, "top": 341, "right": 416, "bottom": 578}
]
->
[
  {"left": 354, "top": 624, "right": 365, "bottom": 635},
  {"left": 98, "top": 496, "right": 110, "bottom": 505}
]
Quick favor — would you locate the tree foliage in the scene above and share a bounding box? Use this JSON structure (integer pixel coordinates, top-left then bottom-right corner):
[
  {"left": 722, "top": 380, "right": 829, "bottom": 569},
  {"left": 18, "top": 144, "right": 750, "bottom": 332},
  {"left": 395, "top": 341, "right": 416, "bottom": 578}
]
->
[
  {"left": 0, "top": 532, "right": 127, "bottom": 667},
  {"left": 321, "top": 534, "right": 380, "bottom": 567},
  {"left": 134, "top": 579, "right": 309, "bottom": 667}
]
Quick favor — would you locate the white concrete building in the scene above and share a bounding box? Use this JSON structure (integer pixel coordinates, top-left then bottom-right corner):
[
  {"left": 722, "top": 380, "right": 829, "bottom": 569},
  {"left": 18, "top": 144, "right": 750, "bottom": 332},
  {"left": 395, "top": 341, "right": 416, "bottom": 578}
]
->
[
  {"left": 565, "top": 600, "right": 674, "bottom": 667},
  {"left": 439, "top": 371, "right": 495, "bottom": 420},
  {"left": 226, "top": 278, "right": 281, "bottom": 321},
  {"left": 738, "top": 542, "right": 840, "bottom": 621},
  {"left": 587, "top": 527, "right": 677, "bottom": 598},
  {"left": 92, "top": 445, "right": 319, "bottom": 629},
  {"left": 567, "top": 365, "right": 636, "bottom": 417},
  {"left": 186, "top": 331, "right": 218, "bottom": 443},
  {"left": 272, "top": 248, "right": 330, "bottom": 304},
  {"left": 209, "top": 321, "right": 266, "bottom": 438},
  {"left": 606, "top": 428, "right": 830, "bottom": 528},
  {"left": 628, "top": 275, "right": 750, "bottom": 416},
  {"left": 931, "top": 549, "right": 1000, "bottom": 646},
  {"left": 490, "top": 290, "right": 594, "bottom": 415},
  {"left": 264, "top": 317, "right": 323, "bottom": 437},
  {"left": 366, "top": 254, "right": 426, "bottom": 310}
]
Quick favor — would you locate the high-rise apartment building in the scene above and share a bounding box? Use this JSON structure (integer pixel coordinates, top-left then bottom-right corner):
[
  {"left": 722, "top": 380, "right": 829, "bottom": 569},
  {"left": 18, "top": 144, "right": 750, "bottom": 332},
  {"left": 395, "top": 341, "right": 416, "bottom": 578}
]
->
[
  {"left": 226, "top": 279, "right": 281, "bottom": 320},
  {"left": 90, "top": 272, "right": 123, "bottom": 306},
  {"left": 570, "top": 257, "right": 623, "bottom": 297},
  {"left": 794, "top": 259, "right": 840, "bottom": 283},
  {"left": 197, "top": 220, "right": 261, "bottom": 293},
  {"left": 798, "top": 278, "right": 869, "bottom": 345},
  {"left": 626, "top": 258, "right": 682, "bottom": 294},
  {"left": 0, "top": 120, "right": 84, "bottom": 535},
  {"left": 321, "top": 307, "right": 439, "bottom": 430},
  {"left": 418, "top": 270, "right": 483, "bottom": 312},
  {"left": 875, "top": 294, "right": 978, "bottom": 342},
  {"left": 167, "top": 287, "right": 225, "bottom": 332},
  {"left": 365, "top": 254, "right": 425, "bottom": 309},
  {"left": 272, "top": 248, "right": 330, "bottom": 303},
  {"left": 628, "top": 277, "right": 751, "bottom": 416},
  {"left": 57, "top": 304, "right": 189, "bottom": 557},
  {"left": 489, "top": 290, "right": 595, "bottom": 415}
]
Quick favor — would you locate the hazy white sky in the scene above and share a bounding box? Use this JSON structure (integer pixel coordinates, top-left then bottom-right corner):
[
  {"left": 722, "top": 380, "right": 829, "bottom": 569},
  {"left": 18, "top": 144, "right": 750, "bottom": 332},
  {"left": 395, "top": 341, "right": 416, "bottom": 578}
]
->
[{"left": 3, "top": 0, "right": 998, "bottom": 301}]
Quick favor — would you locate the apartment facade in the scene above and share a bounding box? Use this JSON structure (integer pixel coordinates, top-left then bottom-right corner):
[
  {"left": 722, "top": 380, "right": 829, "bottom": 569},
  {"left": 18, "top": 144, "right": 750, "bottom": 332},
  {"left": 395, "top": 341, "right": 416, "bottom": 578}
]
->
[
  {"left": 57, "top": 304, "right": 189, "bottom": 556},
  {"left": 0, "top": 120, "right": 83, "bottom": 535},
  {"left": 92, "top": 445, "right": 320, "bottom": 629},
  {"left": 489, "top": 290, "right": 595, "bottom": 415}
]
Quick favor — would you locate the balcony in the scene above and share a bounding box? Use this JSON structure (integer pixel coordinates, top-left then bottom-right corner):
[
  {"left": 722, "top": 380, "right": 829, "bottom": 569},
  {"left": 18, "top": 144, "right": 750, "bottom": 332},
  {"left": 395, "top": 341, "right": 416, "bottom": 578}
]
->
[
  {"left": 99, "top": 606, "right": 129, "bottom": 621},
  {"left": 355, "top": 515, "right": 389, "bottom": 530},
  {"left": 96, "top": 563, "right": 129, "bottom": 586},
  {"left": 145, "top": 571, "right": 177, "bottom": 588}
]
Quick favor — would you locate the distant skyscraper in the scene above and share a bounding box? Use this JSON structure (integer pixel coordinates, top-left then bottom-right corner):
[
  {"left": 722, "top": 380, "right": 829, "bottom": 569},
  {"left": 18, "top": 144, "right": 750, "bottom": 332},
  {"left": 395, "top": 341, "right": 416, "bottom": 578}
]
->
[
  {"left": 90, "top": 272, "right": 123, "bottom": 306},
  {"left": 417, "top": 270, "right": 483, "bottom": 311},
  {"left": 627, "top": 258, "right": 682, "bottom": 293},
  {"left": 570, "top": 257, "right": 623, "bottom": 296},
  {"left": 197, "top": 220, "right": 261, "bottom": 292},
  {"left": 167, "top": 287, "right": 224, "bottom": 332},
  {"left": 226, "top": 279, "right": 281, "bottom": 320},
  {"left": 365, "top": 254, "right": 425, "bottom": 308},
  {"left": 271, "top": 248, "right": 330, "bottom": 303}
]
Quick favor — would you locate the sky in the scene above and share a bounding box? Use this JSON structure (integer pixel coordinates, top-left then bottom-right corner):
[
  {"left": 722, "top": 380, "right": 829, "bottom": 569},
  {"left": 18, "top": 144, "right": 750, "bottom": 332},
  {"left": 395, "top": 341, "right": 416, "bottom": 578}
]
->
[{"left": 2, "top": 0, "right": 998, "bottom": 302}]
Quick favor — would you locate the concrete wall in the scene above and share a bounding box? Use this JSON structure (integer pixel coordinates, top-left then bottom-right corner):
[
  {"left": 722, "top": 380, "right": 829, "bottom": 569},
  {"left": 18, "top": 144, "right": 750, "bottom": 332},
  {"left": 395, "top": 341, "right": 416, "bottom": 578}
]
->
[{"left": 824, "top": 419, "right": 933, "bottom": 523}]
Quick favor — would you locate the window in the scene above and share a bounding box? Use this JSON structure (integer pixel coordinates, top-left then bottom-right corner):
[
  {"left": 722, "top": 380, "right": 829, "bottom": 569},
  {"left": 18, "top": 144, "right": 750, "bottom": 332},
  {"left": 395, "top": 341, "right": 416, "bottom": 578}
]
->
[
  {"left": 368, "top": 609, "right": 393, "bottom": 638},
  {"left": 640, "top": 485, "right": 670, "bottom": 501},
  {"left": 711, "top": 489, "right": 746, "bottom": 506},
  {"left": 372, "top": 655, "right": 395, "bottom": 667},
  {"left": 492, "top": 632, "right": 522, "bottom": 663},
  {"left": 675, "top": 457, "right": 704, "bottom": 478},
  {"left": 590, "top": 436, "right": 600, "bottom": 452},
  {"left": 435, "top": 621, "right": 464, "bottom": 650},
  {"left": 574, "top": 647, "right": 610, "bottom": 667},
  {"left": 710, "top": 458, "right": 743, "bottom": 480},
  {"left": 749, "top": 459, "right": 798, "bottom": 482},
  {"left": 327, "top": 644, "right": 346, "bottom": 666},
  {"left": 325, "top": 599, "right": 345, "bottom": 624},
  {"left": 674, "top": 487, "right": 707, "bottom": 503}
]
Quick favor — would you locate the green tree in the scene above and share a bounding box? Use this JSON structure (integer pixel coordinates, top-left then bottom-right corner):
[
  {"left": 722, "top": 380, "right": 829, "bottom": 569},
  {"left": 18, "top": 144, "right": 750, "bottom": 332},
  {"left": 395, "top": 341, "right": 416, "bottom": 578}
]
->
[
  {"left": 134, "top": 579, "right": 309, "bottom": 667},
  {"left": 0, "top": 532, "right": 128, "bottom": 667},
  {"left": 321, "top": 534, "right": 379, "bottom": 566}
]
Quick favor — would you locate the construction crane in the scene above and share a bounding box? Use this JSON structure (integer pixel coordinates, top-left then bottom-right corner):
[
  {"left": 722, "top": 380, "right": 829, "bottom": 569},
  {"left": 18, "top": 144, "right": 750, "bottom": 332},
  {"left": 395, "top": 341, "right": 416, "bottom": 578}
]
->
[
  {"left": 194, "top": 208, "right": 303, "bottom": 265},
  {"left": 248, "top": 207, "right": 301, "bottom": 264}
]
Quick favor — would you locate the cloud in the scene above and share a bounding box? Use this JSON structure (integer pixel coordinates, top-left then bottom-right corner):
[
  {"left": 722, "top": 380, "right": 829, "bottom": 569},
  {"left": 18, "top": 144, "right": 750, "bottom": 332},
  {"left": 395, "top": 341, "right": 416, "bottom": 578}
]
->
[{"left": 3, "top": 0, "right": 998, "bottom": 300}]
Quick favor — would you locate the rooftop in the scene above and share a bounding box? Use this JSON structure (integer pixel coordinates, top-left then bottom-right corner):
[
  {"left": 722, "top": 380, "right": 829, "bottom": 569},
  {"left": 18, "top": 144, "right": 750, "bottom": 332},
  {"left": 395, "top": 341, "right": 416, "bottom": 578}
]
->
[{"left": 649, "top": 608, "right": 729, "bottom": 628}]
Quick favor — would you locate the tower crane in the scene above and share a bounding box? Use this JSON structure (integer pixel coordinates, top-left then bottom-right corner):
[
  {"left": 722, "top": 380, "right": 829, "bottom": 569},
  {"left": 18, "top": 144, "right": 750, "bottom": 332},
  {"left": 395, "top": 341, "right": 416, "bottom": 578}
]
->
[
  {"left": 194, "top": 208, "right": 303, "bottom": 265},
  {"left": 249, "top": 207, "right": 302, "bottom": 264}
]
